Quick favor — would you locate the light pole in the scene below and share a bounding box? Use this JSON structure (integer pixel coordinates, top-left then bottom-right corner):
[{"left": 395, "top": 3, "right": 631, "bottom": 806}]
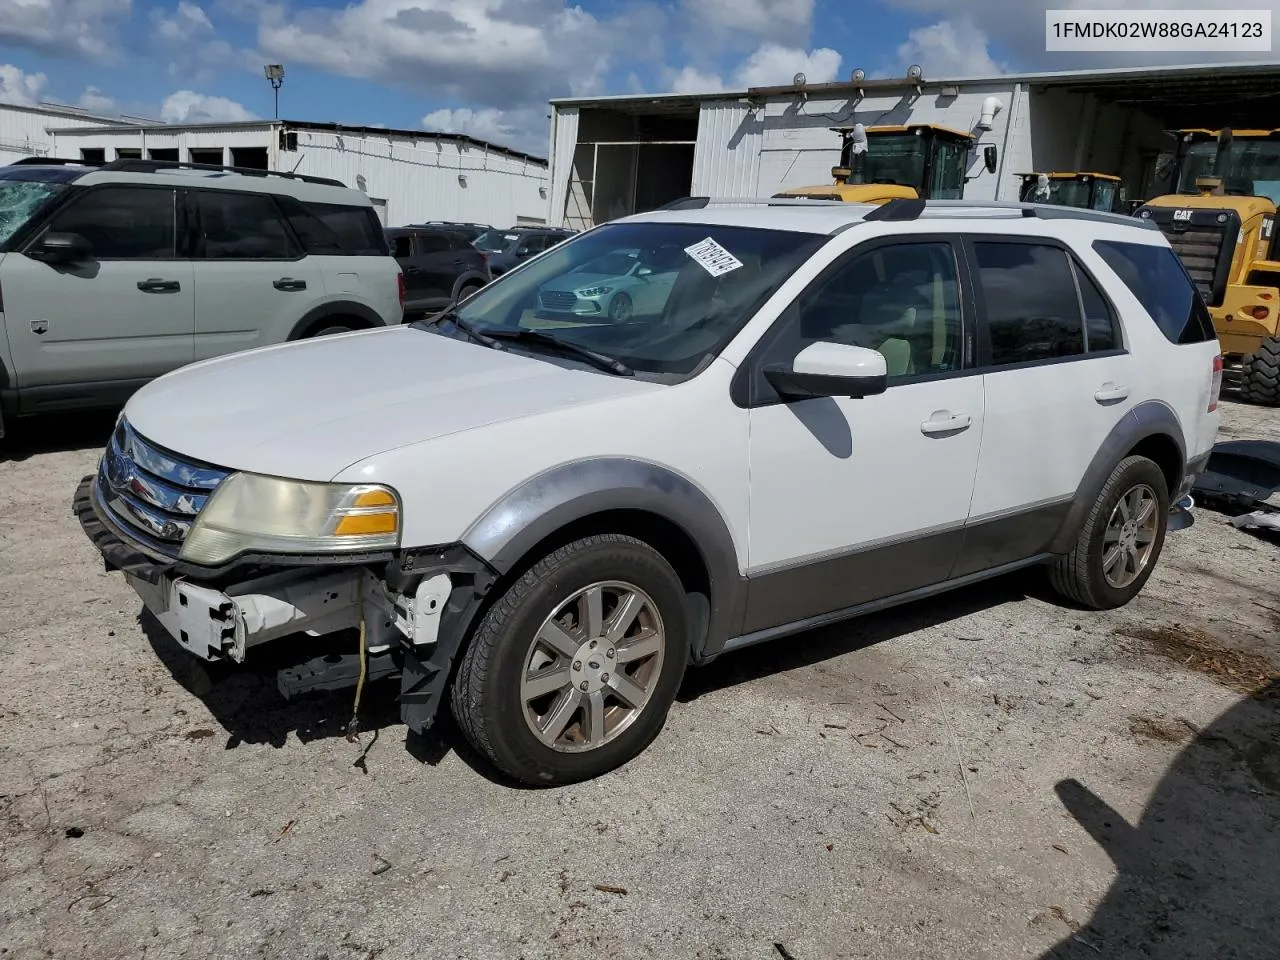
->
[{"left": 264, "top": 64, "right": 285, "bottom": 119}]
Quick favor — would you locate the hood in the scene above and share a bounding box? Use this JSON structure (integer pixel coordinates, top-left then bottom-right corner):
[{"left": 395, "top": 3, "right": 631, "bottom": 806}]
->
[
  {"left": 123, "top": 326, "right": 661, "bottom": 481},
  {"left": 541, "top": 271, "right": 619, "bottom": 292}
]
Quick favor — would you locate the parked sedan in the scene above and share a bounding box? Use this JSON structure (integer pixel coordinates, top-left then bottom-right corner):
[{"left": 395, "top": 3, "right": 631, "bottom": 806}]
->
[{"left": 536, "top": 250, "right": 679, "bottom": 321}]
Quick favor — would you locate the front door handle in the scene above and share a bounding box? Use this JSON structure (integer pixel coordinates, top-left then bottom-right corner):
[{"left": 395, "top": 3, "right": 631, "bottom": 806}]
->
[
  {"left": 137, "top": 278, "right": 180, "bottom": 293},
  {"left": 1094, "top": 383, "right": 1130, "bottom": 404},
  {"left": 453, "top": 259, "right": 466, "bottom": 265},
  {"left": 920, "top": 411, "right": 972, "bottom": 436},
  {"left": 273, "top": 278, "right": 307, "bottom": 291}
]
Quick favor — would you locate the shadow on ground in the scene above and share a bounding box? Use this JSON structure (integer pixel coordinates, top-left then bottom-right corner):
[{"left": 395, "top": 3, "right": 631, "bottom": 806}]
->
[
  {"left": 1040, "top": 680, "right": 1279, "bottom": 958},
  {"left": 1, "top": 409, "right": 120, "bottom": 461},
  {"left": 678, "top": 570, "right": 1034, "bottom": 702}
]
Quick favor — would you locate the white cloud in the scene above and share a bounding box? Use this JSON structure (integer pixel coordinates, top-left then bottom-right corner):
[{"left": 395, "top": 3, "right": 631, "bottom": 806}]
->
[
  {"left": 885, "top": 0, "right": 1280, "bottom": 68},
  {"left": 151, "top": 1, "right": 214, "bottom": 43},
  {"left": 734, "top": 43, "right": 841, "bottom": 87},
  {"left": 669, "top": 65, "right": 726, "bottom": 94},
  {"left": 0, "top": 63, "right": 48, "bottom": 106},
  {"left": 77, "top": 85, "right": 117, "bottom": 113},
  {"left": 897, "top": 18, "right": 1002, "bottom": 78},
  {"left": 423, "top": 107, "right": 515, "bottom": 142},
  {"left": 254, "top": 0, "right": 633, "bottom": 108},
  {"left": 422, "top": 105, "right": 550, "bottom": 156},
  {"left": 0, "top": 0, "right": 131, "bottom": 62},
  {"left": 160, "top": 89, "right": 256, "bottom": 123},
  {"left": 682, "top": 0, "right": 814, "bottom": 46}
]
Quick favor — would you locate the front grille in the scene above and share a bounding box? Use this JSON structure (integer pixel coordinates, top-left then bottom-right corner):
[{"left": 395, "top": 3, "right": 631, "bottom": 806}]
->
[
  {"left": 540, "top": 290, "right": 579, "bottom": 310},
  {"left": 1159, "top": 224, "right": 1228, "bottom": 303},
  {"left": 95, "top": 419, "right": 229, "bottom": 556}
]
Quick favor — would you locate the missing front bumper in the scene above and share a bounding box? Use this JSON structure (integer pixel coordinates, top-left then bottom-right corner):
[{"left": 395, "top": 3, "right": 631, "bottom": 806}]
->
[{"left": 126, "top": 568, "right": 368, "bottom": 663}]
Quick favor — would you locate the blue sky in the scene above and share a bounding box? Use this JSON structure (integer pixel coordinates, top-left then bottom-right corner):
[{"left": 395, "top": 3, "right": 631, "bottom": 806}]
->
[{"left": 2, "top": 0, "right": 1276, "bottom": 156}]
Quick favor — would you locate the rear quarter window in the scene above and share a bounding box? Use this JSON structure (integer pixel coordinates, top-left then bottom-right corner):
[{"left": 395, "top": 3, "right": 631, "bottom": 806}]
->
[{"left": 1092, "top": 239, "right": 1217, "bottom": 345}]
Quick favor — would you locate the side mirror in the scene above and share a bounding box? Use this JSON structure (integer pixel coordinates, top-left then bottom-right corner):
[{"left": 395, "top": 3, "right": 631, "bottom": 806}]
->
[
  {"left": 28, "top": 231, "right": 91, "bottom": 264},
  {"left": 763, "top": 342, "right": 888, "bottom": 401},
  {"left": 983, "top": 145, "right": 998, "bottom": 174}
]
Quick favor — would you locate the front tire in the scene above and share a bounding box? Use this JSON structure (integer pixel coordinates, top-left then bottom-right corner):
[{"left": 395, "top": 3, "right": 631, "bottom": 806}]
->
[
  {"left": 608, "top": 292, "right": 633, "bottom": 322},
  {"left": 451, "top": 534, "right": 688, "bottom": 786},
  {"left": 1049, "top": 455, "right": 1169, "bottom": 610},
  {"left": 1240, "top": 336, "right": 1280, "bottom": 406}
]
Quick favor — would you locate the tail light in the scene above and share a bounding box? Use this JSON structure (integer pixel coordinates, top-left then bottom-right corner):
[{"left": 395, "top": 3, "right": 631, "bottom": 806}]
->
[
  {"left": 397, "top": 272, "right": 405, "bottom": 307},
  {"left": 1208, "top": 354, "right": 1223, "bottom": 412},
  {"left": 1246, "top": 305, "right": 1270, "bottom": 320}
]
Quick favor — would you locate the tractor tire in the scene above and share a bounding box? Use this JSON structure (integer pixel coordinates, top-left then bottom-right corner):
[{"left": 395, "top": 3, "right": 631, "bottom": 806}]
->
[{"left": 1240, "top": 336, "right": 1280, "bottom": 406}]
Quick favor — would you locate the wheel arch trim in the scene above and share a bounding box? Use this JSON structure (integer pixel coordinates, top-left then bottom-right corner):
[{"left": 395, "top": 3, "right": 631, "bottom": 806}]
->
[
  {"left": 460, "top": 457, "right": 746, "bottom": 659},
  {"left": 287, "top": 300, "right": 388, "bottom": 340},
  {"left": 1049, "top": 399, "right": 1187, "bottom": 554}
]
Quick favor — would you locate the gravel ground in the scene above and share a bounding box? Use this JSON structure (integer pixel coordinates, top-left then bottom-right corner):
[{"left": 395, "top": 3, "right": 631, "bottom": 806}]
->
[{"left": 1, "top": 400, "right": 1277, "bottom": 960}]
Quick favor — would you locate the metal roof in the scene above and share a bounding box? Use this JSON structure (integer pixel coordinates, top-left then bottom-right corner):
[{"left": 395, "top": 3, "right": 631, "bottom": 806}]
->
[
  {"left": 0, "top": 100, "right": 157, "bottom": 125},
  {"left": 42, "top": 118, "right": 547, "bottom": 166},
  {"left": 550, "top": 60, "right": 1280, "bottom": 108}
]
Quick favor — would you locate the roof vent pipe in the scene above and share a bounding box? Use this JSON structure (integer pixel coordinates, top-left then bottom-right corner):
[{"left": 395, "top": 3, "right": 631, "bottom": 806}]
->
[{"left": 978, "top": 96, "right": 1003, "bottom": 131}]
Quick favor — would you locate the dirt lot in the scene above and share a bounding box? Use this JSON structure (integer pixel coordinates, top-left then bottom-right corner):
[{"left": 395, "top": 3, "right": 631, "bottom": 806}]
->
[{"left": 2, "top": 401, "right": 1277, "bottom": 960}]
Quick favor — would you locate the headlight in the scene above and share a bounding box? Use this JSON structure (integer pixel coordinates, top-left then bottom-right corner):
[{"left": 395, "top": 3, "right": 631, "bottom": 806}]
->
[
  {"left": 576, "top": 285, "right": 612, "bottom": 298},
  {"left": 179, "top": 473, "right": 401, "bottom": 566}
]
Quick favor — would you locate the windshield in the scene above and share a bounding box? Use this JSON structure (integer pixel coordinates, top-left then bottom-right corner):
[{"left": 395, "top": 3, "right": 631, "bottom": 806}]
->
[
  {"left": 844, "top": 134, "right": 927, "bottom": 190},
  {"left": 1019, "top": 177, "right": 1093, "bottom": 208},
  {"left": 0, "top": 179, "right": 67, "bottom": 246},
  {"left": 475, "top": 230, "right": 519, "bottom": 253},
  {"left": 447, "top": 221, "right": 826, "bottom": 380},
  {"left": 1178, "top": 139, "right": 1280, "bottom": 205}
]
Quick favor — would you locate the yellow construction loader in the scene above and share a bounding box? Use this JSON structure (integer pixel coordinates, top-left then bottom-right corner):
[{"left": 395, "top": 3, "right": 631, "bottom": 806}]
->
[
  {"left": 1138, "top": 128, "right": 1280, "bottom": 405},
  {"left": 1017, "top": 171, "right": 1124, "bottom": 212},
  {"left": 773, "top": 123, "right": 998, "bottom": 204}
]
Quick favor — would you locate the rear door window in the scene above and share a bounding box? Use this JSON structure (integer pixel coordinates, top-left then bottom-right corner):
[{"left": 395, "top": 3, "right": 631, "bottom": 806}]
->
[
  {"left": 972, "top": 241, "right": 1085, "bottom": 365},
  {"left": 279, "top": 199, "right": 387, "bottom": 256},
  {"left": 1092, "top": 239, "right": 1216, "bottom": 344},
  {"left": 191, "top": 190, "right": 299, "bottom": 259}
]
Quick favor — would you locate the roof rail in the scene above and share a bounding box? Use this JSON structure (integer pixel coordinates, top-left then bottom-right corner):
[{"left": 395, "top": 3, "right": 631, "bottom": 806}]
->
[
  {"left": 871, "top": 197, "right": 1157, "bottom": 229},
  {"left": 98, "top": 157, "right": 345, "bottom": 187},
  {"left": 7, "top": 156, "right": 102, "bottom": 167},
  {"left": 656, "top": 195, "right": 860, "bottom": 210}
]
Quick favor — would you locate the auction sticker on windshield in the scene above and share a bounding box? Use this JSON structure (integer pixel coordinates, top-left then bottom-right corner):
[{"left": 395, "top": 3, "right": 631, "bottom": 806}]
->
[{"left": 684, "top": 237, "right": 743, "bottom": 277}]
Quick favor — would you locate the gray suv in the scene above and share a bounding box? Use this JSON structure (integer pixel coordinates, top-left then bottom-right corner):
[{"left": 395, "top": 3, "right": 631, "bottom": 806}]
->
[{"left": 0, "top": 157, "right": 403, "bottom": 436}]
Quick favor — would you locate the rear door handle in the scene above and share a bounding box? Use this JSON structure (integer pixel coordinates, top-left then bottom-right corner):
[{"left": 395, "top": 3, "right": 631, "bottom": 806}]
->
[
  {"left": 1094, "top": 382, "right": 1129, "bottom": 403},
  {"left": 920, "top": 411, "right": 972, "bottom": 436},
  {"left": 273, "top": 278, "right": 307, "bottom": 291},
  {"left": 137, "top": 278, "right": 180, "bottom": 293},
  {"left": 453, "top": 259, "right": 466, "bottom": 265}
]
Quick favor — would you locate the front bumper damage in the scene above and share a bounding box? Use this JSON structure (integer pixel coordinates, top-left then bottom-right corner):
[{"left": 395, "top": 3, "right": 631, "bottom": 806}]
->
[{"left": 72, "top": 474, "right": 495, "bottom": 735}]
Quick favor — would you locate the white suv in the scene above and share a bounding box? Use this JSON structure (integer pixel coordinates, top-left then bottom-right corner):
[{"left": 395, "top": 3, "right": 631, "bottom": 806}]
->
[
  {"left": 74, "top": 196, "right": 1222, "bottom": 786},
  {"left": 0, "top": 157, "right": 402, "bottom": 434}
]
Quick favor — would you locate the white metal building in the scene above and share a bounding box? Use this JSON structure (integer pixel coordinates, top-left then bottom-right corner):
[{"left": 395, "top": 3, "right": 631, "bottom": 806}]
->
[
  {"left": 546, "top": 62, "right": 1280, "bottom": 229},
  {"left": 0, "top": 101, "right": 146, "bottom": 165},
  {"left": 45, "top": 120, "right": 550, "bottom": 228}
]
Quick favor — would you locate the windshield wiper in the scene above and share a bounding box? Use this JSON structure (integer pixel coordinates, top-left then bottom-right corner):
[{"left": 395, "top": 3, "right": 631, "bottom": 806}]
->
[
  {"left": 482, "top": 328, "right": 634, "bottom": 376},
  {"left": 416, "top": 307, "right": 506, "bottom": 351}
]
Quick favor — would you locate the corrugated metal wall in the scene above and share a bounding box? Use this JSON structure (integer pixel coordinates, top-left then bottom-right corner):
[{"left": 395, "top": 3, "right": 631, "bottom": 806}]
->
[
  {"left": 690, "top": 101, "right": 762, "bottom": 197},
  {"left": 0, "top": 104, "right": 130, "bottom": 165},
  {"left": 48, "top": 124, "right": 548, "bottom": 228}
]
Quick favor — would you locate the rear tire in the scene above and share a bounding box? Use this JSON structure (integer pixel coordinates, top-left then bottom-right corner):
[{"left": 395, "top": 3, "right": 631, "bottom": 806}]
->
[
  {"left": 305, "top": 319, "right": 358, "bottom": 338},
  {"left": 450, "top": 534, "right": 688, "bottom": 786},
  {"left": 458, "top": 282, "right": 484, "bottom": 302},
  {"left": 1240, "top": 336, "right": 1280, "bottom": 406},
  {"left": 1048, "top": 455, "right": 1169, "bottom": 610}
]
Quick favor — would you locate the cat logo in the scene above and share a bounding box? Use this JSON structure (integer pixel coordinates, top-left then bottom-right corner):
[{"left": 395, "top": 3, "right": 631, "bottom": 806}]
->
[{"left": 1173, "top": 209, "right": 1193, "bottom": 221}]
